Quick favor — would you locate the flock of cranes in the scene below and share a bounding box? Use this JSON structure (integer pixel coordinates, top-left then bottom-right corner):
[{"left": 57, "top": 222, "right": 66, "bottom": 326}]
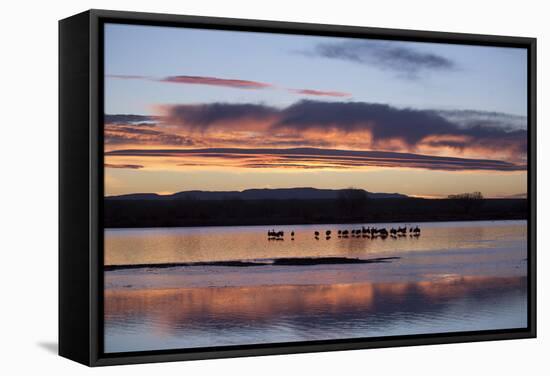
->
[{"left": 267, "top": 226, "right": 421, "bottom": 241}]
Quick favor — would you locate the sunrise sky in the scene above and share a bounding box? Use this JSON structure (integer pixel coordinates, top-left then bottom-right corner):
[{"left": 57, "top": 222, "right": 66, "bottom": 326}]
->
[{"left": 104, "top": 23, "right": 528, "bottom": 198}]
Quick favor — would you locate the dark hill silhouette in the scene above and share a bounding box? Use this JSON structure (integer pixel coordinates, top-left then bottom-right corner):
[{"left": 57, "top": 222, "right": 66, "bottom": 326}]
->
[
  {"left": 104, "top": 187, "right": 527, "bottom": 228},
  {"left": 106, "top": 187, "right": 408, "bottom": 201}
]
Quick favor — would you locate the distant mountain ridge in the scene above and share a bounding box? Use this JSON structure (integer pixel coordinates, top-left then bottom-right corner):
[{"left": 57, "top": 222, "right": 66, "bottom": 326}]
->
[{"left": 106, "top": 187, "right": 408, "bottom": 201}]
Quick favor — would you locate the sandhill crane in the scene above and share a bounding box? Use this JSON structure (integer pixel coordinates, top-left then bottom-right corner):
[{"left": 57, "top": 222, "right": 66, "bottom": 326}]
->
[{"left": 268, "top": 229, "right": 285, "bottom": 241}]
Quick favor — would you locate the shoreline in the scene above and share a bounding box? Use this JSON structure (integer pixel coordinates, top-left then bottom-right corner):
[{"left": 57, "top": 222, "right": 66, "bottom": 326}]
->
[
  {"left": 104, "top": 197, "right": 527, "bottom": 229},
  {"left": 104, "top": 217, "right": 527, "bottom": 230},
  {"left": 104, "top": 256, "right": 400, "bottom": 271}
]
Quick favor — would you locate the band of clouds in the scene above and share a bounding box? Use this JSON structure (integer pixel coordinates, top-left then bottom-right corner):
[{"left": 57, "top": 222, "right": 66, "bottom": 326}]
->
[
  {"left": 104, "top": 100, "right": 526, "bottom": 172},
  {"left": 159, "top": 100, "right": 527, "bottom": 157},
  {"left": 105, "top": 147, "right": 524, "bottom": 172},
  {"left": 107, "top": 74, "right": 351, "bottom": 98}
]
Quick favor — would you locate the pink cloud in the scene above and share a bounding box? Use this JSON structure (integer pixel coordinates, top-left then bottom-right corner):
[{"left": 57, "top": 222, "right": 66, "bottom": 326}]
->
[
  {"left": 160, "top": 75, "right": 273, "bottom": 89},
  {"left": 289, "top": 88, "right": 352, "bottom": 97}
]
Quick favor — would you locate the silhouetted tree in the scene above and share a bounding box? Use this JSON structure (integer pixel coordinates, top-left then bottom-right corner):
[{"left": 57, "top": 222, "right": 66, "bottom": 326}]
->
[
  {"left": 447, "top": 192, "right": 484, "bottom": 200},
  {"left": 447, "top": 191, "right": 484, "bottom": 214}
]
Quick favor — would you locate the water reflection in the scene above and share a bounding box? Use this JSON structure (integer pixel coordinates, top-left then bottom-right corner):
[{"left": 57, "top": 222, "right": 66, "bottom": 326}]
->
[
  {"left": 105, "top": 220, "right": 526, "bottom": 265},
  {"left": 104, "top": 276, "right": 527, "bottom": 352}
]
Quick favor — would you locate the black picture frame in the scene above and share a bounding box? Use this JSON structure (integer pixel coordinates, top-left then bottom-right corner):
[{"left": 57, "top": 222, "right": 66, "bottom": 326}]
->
[{"left": 59, "top": 9, "right": 537, "bottom": 367}]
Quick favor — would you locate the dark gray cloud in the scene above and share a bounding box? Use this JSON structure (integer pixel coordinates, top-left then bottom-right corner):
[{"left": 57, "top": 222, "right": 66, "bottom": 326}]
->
[
  {"left": 309, "top": 40, "right": 455, "bottom": 77},
  {"left": 435, "top": 109, "right": 527, "bottom": 130},
  {"left": 165, "top": 103, "right": 277, "bottom": 129},
  {"left": 276, "top": 101, "right": 527, "bottom": 154},
  {"left": 162, "top": 100, "right": 527, "bottom": 156},
  {"left": 104, "top": 114, "right": 157, "bottom": 124},
  {"left": 276, "top": 101, "right": 454, "bottom": 145}
]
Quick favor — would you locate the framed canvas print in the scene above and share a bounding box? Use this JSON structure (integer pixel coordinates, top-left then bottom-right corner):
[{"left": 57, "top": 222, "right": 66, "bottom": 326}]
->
[{"left": 59, "top": 9, "right": 536, "bottom": 366}]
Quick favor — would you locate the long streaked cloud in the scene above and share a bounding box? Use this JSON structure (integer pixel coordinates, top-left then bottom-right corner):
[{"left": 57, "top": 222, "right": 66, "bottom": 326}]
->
[
  {"left": 435, "top": 109, "right": 527, "bottom": 130},
  {"left": 105, "top": 163, "right": 144, "bottom": 169},
  {"left": 105, "top": 130, "right": 194, "bottom": 146},
  {"left": 104, "top": 118, "right": 194, "bottom": 146},
  {"left": 305, "top": 40, "right": 455, "bottom": 78},
  {"left": 104, "top": 114, "right": 158, "bottom": 124},
  {"left": 160, "top": 75, "right": 273, "bottom": 89},
  {"left": 105, "top": 147, "right": 524, "bottom": 172},
  {"left": 107, "top": 74, "right": 351, "bottom": 98},
  {"left": 288, "top": 88, "right": 351, "bottom": 97}
]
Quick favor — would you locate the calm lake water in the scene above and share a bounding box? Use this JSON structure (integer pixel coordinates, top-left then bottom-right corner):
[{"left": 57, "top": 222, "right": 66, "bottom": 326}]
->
[
  {"left": 104, "top": 220, "right": 528, "bottom": 353},
  {"left": 105, "top": 220, "right": 526, "bottom": 265}
]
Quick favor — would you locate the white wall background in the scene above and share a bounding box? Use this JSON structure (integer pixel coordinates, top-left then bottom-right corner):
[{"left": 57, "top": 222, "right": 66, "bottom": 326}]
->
[{"left": 0, "top": 0, "right": 546, "bottom": 373}]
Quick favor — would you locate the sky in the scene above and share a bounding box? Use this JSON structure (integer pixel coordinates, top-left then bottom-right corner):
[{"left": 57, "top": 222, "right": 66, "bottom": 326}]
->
[{"left": 103, "top": 23, "right": 528, "bottom": 198}]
